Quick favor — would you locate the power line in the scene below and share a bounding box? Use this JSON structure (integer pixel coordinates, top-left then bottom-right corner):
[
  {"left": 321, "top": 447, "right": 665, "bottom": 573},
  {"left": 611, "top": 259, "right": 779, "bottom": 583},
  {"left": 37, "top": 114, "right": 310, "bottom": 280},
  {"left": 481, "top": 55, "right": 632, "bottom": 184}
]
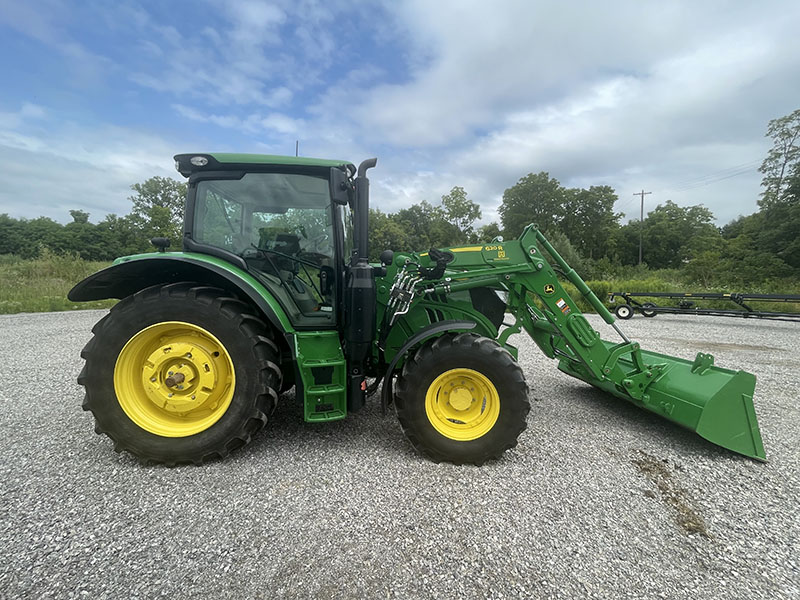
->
[
  {"left": 670, "top": 167, "right": 758, "bottom": 192},
  {"left": 664, "top": 160, "right": 761, "bottom": 192},
  {"left": 671, "top": 159, "right": 760, "bottom": 186},
  {"left": 618, "top": 197, "right": 639, "bottom": 212}
]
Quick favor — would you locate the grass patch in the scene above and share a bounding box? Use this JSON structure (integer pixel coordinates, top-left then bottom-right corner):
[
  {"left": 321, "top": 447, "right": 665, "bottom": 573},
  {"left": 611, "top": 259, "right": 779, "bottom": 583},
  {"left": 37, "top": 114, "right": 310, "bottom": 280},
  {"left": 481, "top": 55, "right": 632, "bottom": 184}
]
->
[
  {"left": 1, "top": 248, "right": 797, "bottom": 317},
  {"left": 0, "top": 250, "right": 115, "bottom": 314}
]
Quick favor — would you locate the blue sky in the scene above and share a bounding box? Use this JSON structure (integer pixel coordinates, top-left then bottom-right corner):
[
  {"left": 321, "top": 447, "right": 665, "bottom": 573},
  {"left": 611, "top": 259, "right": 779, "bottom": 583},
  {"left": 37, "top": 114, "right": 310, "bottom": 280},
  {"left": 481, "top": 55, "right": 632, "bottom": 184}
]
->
[{"left": 1, "top": 0, "right": 799, "bottom": 227}]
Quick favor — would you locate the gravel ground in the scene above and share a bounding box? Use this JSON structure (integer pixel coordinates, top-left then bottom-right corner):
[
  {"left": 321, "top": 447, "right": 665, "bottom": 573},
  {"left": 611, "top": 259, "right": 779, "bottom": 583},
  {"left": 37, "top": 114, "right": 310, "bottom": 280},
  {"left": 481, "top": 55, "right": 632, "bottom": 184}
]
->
[{"left": 0, "top": 310, "right": 798, "bottom": 599}]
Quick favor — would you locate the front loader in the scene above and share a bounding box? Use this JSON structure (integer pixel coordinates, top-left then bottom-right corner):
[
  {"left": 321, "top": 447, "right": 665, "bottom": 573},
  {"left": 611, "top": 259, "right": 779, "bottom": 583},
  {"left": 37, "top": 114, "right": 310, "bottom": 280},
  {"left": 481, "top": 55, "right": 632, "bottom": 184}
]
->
[{"left": 69, "top": 153, "right": 766, "bottom": 465}]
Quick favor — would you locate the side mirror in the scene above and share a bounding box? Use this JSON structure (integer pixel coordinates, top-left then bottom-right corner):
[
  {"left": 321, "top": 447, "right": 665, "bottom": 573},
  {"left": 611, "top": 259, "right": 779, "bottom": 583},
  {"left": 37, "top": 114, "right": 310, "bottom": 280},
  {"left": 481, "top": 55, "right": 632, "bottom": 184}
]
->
[
  {"left": 150, "top": 237, "right": 170, "bottom": 253},
  {"left": 329, "top": 167, "right": 352, "bottom": 206}
]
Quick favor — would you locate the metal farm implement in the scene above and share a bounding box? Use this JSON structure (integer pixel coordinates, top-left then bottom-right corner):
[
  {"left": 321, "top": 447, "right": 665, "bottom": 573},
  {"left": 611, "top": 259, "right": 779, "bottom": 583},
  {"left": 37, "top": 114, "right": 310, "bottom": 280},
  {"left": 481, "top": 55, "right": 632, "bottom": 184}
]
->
[{"left": 610, "top": 291, "right": 800, "bottom": 322}]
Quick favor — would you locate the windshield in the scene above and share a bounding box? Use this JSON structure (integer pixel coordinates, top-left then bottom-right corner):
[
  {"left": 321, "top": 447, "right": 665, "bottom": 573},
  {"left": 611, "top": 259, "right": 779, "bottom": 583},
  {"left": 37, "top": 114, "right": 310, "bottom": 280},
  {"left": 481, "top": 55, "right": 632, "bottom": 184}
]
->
[{"left": 194, "top": 172, "right": 335, "bottom": 320}]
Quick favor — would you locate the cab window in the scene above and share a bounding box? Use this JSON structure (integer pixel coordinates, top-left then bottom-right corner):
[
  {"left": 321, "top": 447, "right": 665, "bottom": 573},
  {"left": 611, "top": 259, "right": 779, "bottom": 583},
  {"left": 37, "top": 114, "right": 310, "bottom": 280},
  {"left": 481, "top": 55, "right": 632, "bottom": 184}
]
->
[{"left": 194, "top": 172, "right": 336, "bottom": 326}]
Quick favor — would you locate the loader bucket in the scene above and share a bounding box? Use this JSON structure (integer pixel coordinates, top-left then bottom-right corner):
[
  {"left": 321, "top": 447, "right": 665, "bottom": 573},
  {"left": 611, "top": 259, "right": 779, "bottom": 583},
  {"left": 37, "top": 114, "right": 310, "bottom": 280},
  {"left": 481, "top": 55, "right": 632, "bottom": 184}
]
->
[{"left": 557, "top": 342, "right": 766, "bottom": 460}]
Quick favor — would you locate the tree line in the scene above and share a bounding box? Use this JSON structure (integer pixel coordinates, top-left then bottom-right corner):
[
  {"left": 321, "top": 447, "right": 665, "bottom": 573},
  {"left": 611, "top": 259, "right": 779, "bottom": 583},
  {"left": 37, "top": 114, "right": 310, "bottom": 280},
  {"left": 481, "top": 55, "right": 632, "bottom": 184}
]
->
[
  {"left": 1, "top": 109, "right": 797, "bottom": 288},
  {"left": 372, "top": 109, "right": 799, "bottom": 287},
  {"left": 0, "top": 176, "right": 186, "bottom": 261}
]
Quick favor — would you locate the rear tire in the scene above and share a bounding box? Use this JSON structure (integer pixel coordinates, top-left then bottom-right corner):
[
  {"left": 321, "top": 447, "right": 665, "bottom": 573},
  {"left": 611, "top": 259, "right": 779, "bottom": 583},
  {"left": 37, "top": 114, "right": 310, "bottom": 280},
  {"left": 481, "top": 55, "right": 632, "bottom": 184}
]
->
[
  {"left": 79, "top": 283, "right": 281, "bottom": 465},
  {"left": 615, "top": 304, "right": 633, "bottom": 319},
  {"left": 394, "top": 333, "right": 530, "bottom": 465}
]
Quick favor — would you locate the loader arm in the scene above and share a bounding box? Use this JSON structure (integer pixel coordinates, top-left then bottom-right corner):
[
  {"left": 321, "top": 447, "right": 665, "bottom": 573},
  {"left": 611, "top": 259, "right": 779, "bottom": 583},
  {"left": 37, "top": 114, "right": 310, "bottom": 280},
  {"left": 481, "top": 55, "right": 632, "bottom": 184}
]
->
[{"left": 378, "top": 224, "right": 765, "bottom": 460}]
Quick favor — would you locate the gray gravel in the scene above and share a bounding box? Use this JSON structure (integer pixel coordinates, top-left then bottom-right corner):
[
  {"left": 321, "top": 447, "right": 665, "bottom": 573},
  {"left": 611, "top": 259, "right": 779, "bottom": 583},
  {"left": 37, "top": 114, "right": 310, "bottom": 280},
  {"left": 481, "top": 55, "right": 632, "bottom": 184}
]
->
[{"left": 0, "top": 309, "right": 798, "bottom": 599}]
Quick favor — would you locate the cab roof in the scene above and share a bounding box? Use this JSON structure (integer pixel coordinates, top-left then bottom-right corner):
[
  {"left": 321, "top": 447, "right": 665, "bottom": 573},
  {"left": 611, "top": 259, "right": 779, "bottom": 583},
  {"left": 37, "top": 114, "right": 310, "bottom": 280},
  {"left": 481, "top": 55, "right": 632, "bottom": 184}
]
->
[{"left": 174, "top": 153, "right": 355, "bottom": 178}]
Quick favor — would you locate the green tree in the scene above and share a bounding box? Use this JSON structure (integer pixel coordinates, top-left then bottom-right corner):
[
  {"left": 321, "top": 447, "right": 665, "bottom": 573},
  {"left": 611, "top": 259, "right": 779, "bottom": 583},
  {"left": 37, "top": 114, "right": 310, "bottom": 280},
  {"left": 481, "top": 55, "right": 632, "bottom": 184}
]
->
[
  {"left": 368, "top": 208, "right": 408, "bottom": 260},
  {"left": 560, "top": 185, "right": 622, "bottom": 259},
  {"left": 724, "top": 111, "right": 800, "bottom": 275},
  {"left": 0, "top": 214, "right": 25, "bottom": 255},
  {"left": 759, "top": 108, "right": 800, "bottom": 208},
  {"left": 96, "top": 214, "right": 149, "bottom": 258},
  {"left": 716, "top": 234, "right": 792, "bottom": 286},
  {"left": 62, "top": 211, "right": 101, "bottom": 259},
  {"left": 540, "top": 229, "right": 586, "bottom": 273},
  {"left": 610, "top": 222, "right": 641, "bottom": 266},
  {"left": 757, "top": 179, "right": 800, "bottom": 269},
  {"left": 69, "top": 210, "right": 90, "bottom": 224},
  {"left": 22, "top": 217, "right": 64, "bottom": 258},
  {"left": 684, "top": 250, "right": 723, "bottom": 287},
  {"left": 498, "top": 172, "right": 565, "bottom": 239},
  {"left": 394, "top": 200, "right": 461, "bottom": 251},
  {"left": 616, "top": 201, "right": 720, "bottom": 268},
  {"left": 440, "top": 186, "right": 481, "bottom": 243},
  {"left": 476, "top": 222, "right": 502, "bottom": 243},
  {"left": 128, "top": 176, "right": 187, "bottom": 245}
]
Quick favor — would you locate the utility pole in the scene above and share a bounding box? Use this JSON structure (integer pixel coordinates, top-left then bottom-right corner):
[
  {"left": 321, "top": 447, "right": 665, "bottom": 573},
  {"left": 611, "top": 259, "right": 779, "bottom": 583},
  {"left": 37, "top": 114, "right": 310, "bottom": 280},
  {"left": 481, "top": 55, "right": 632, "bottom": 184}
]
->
[
  {"left": 633, "top": 189, "right": 651, "bottom": 265},
  {"left": 295, "top": 140, "right": 299, "bottom": 157}
]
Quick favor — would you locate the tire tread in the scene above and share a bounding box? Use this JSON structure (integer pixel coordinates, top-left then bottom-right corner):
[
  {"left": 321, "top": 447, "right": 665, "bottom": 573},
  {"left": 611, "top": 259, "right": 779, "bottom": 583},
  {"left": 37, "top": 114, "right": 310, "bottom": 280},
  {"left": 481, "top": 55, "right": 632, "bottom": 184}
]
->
[
  {"left": 395, "top": 333, "right": 530, "bottom": 465},
  {"left": 78, "top": 283, "right": 281, "bottom": 465}
]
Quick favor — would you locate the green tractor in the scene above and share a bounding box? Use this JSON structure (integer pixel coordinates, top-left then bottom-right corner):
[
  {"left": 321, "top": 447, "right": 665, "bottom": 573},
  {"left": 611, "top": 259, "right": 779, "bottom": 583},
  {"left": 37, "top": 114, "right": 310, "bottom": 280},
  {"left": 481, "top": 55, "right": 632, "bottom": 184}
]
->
[{"left": 69, "top": 154, "right": 766, "bottom": 465}]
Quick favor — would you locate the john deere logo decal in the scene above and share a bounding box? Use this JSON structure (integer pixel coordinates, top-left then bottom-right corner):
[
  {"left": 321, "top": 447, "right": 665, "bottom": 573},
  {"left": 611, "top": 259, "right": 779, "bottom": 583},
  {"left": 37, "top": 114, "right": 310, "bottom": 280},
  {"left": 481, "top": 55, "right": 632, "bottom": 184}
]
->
[{"left": 544, "top": 284, "right": 555, "bottom": 295}]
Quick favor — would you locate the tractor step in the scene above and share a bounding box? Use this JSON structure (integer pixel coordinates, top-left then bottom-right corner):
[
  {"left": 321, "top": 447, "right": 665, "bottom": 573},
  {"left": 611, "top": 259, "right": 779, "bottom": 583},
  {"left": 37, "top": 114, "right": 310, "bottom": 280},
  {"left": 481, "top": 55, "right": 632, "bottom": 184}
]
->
[{"left": 293, "top": 331, "right": 348, "bottom": 422}]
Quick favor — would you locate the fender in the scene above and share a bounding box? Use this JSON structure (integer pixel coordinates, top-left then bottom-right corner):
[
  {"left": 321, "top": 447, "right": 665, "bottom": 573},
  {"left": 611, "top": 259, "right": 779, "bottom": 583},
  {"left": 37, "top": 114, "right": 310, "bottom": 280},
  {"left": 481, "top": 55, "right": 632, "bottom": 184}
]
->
[
  {"left": 380, "top": 320, "right": 478, "bottom": 414},
  {"left": 68, "top": 253, "right": 295, "bottom": 335}
]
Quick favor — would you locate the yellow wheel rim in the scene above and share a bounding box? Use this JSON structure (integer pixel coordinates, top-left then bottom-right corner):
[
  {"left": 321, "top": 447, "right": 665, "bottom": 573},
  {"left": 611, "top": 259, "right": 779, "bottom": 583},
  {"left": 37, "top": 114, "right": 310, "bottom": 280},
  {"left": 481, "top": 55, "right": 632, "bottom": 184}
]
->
[
  {"left": 114, "top": 321, "right": 235, "bottom": 437},
  {"left": 425, "top": 368, "right": 500, "bottom": 441}
]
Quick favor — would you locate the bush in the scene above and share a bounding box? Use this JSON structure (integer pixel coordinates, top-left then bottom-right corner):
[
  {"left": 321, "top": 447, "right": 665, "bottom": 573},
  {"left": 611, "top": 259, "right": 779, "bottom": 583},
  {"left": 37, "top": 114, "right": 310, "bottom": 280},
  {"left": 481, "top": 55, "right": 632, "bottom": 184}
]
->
[{"left": 0, "top": 249, "right": 114, "bottom": 314}]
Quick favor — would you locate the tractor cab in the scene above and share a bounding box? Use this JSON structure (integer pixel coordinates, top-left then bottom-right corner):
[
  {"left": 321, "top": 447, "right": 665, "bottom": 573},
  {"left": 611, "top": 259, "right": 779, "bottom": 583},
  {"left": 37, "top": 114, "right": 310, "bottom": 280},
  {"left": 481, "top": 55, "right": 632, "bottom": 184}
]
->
[{"left": 175, "top": 154, "right": 357, "bottom": 328}]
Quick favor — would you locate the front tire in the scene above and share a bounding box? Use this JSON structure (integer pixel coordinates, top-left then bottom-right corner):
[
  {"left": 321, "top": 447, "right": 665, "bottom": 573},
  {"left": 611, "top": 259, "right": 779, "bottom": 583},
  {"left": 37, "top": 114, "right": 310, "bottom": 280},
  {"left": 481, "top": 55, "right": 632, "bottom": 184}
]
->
[
  {"left": 79, "top": 283, "right": 281, "bottom": 465},
  {"left": 615, "top": 304, "right": 633, "bottom": 319},
  {"left": 394, "top": 333, "right": 530, "bottom": 465}
]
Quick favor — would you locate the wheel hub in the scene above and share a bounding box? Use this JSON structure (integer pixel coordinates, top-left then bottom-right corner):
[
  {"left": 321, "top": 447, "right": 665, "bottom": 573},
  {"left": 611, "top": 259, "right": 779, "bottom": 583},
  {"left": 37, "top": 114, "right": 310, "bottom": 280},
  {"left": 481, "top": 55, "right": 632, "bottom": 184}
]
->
[
  {"left": 447, "top": 386, "right": 474, "bottom": 411},
  {"left": 114, "top": 321, "right": 235, "bottom": 437},
  {"left": 141, "top": 341, "right": 219, "bottom": 414},
  {"left": 425, "top": 368, "right": 500, "bottom": 441}
]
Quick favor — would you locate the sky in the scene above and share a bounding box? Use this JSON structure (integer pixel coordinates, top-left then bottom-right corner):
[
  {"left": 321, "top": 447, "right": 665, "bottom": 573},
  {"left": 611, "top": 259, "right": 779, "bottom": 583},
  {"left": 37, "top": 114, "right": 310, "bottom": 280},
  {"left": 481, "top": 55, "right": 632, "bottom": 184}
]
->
[{"left": 1, "top": 0, "right": 799, "bottom": 228}]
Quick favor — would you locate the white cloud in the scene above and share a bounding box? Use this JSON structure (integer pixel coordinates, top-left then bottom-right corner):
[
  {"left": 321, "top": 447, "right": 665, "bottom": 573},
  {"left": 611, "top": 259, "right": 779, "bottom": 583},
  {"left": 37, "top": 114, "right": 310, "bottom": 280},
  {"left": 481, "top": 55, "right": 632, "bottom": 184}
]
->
[
  {"left": 123, "top": 0, "right": 347, "bottom": 109},
  {"left": 0, "top": 104, "right": 180, "bottom": 221},
  {"left": 0, "top": 103, "right": 47, "bottom": 129},
  {"left": 226, "top": 1, "right": 286, "bottom": 46},
  {"left": 2, "top": 0, "right": 799, "bottom": 231},
  {"left": 172, "top": 104, "right": 305, "bottom": 138},
  {"left": 305, "top": 1, "right": 800, "bottom": 225},
  {"left": 0, "top": 0, "right": 114, "bottom": 84}
]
